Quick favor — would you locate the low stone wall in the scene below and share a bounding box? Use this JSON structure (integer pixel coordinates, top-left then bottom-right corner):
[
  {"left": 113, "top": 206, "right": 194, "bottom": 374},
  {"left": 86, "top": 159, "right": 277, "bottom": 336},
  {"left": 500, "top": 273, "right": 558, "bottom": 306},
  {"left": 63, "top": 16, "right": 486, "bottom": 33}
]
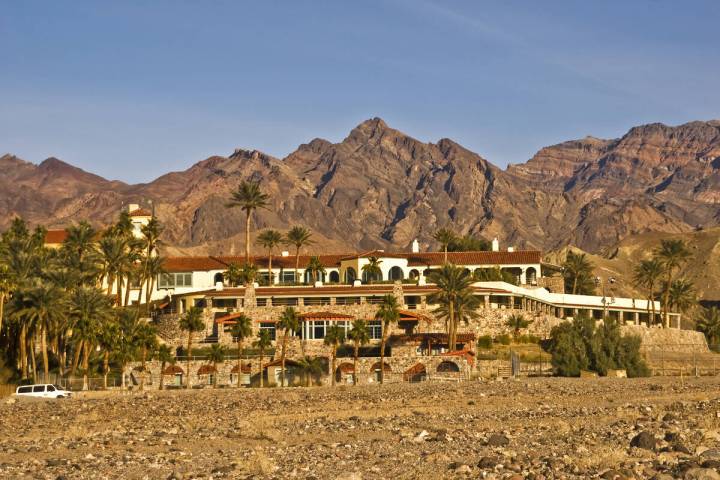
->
[{"left": 621, "top": 325, "right": 709, "bottom": 353}]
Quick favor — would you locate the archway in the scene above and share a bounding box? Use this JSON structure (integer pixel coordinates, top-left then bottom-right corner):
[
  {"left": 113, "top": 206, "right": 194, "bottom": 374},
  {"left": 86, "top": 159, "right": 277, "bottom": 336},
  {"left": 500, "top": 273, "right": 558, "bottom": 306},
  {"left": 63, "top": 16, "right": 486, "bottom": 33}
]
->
[
  {"left": 370, "top": 361, "right": 392, "bottom": 382},
  {"left": 335, "top": 363, "right": 355, "bottom": 384},
  {"left": 409, "top": 269, "right": 420, "bottom": 280},
  {"left": 214, "top": 272, "right": 224, "bottom": 285},
  {"left": 344, "top": 267, "right": 357, "bottom": 284},
  {"left": 526, "top": 267, "right": 537, "bottom": 285},
  {"left": 362, "top": 269, "right": 383, "bottom": 283},
  {"left": 389, "top": 266, "right": 404, "bottom": 281},
  {"left": 436, "top": 361, "right": 460, "bottom": 373},
  {"left": 403, "top": 363, "right": 427, "bottom": 383},
  {"left": 329, "top": 271, "right": 340, "bottom": 283}
]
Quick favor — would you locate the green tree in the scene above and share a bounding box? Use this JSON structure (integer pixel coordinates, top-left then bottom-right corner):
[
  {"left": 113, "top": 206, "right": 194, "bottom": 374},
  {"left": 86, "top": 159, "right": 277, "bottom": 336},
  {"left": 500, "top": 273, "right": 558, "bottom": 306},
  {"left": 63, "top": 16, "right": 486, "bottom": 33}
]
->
[
  {"left": 361, "top": 256, "right": 383, "bottom": 284},
  {"left": 506, "top": 313, "right": 531, "bottom": 338},
  {"left": 697, "top": 307, "right": 720, "bottom": 349},
  {"left": 306, "top": 256, "right": 326, "bottom": 284},
  {"left": 428, "top": 264, "right": 475, "bottom": 351},
  {"left": 375, "top": 294, "right": 400, "bottom": 384},
  {"left": 547, "top": 319, "right": 589, "bottom": 377},
  {"left": 135, "top": 322, "right": 158, "bottom": 391},
  {"left": 114, "top": 309, "right": 140, "bottom": 390},
  {"left": 654, "top": 239, "right": 692, "bottom": 327},
  {"left": 97, "top": 315, "right": 120, "bottom": 389},
  {"left": 230, "top": 314, "right": 253, "bottom": 387},
  {"left": 324, "top": 325, "right": 346, "bottom": 387},
  {"left": 179, "top": 306, "right": 205, "bottom": 389},
  {"left": 144, "top": 255, "right": 166, "bottom": 307},
  {"left": 347, "top": 319, "right": 369, "bottom": 386},
  {"left": 633, "top": 258, "right": 664, "bottom": 324},
  {"left": 667, "top": 279, "right": 696, "bottom": 326},
  {"left": 447, "top": 234, "right": 490, "bottom": 252},
  {"left": 69, "top": 287, "right": 114, "bottom": 387},
  {"left": 226, "top": 180, "right": 270, "bottom": 263},
  {"left": 253, "top": 329, "right": 272, "bottom": 388},
  {"left": 277, "top": 307, "right": 299, "bottom": 387},
  {"left": 285, "top": 226, "right": 314, "bottom": 284},
  {"left": 256, "top": 229, "right": 283, "bottom": 285},
  {"left": 297, "top": 356, "right": 323, "bottom": 387},
  {"left": 433, "top": 228, "right": 457, "bottom": 263},
  {"left": 207, "top": 344, "right": 226, "bottom": 388},
  {"left": 156, "top": 344, "right": 174, "bottom": 391},
  {"left": 224, "top": 263, "right": 243, "bottom": 287},
  {"left": 562, "top": 251, "right": 596, "bottom": 295},
  {"left": 137, "top": 217, "right": 164, "bottom": 311}
]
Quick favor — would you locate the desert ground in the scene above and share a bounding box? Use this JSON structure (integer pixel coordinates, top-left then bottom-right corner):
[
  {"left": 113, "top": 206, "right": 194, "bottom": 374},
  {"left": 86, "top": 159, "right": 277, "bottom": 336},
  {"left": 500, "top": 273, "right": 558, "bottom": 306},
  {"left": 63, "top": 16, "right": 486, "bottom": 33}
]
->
[{"left": 2, "top": 378, "right": 720, "bottom": 480}]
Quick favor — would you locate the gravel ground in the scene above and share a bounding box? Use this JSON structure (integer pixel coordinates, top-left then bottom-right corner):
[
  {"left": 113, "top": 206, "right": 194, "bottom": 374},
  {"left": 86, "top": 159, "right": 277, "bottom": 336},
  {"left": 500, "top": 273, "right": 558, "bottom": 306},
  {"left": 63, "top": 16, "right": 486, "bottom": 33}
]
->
[{"left": 2, "top": 377, "right": 720, "bottom": 479}]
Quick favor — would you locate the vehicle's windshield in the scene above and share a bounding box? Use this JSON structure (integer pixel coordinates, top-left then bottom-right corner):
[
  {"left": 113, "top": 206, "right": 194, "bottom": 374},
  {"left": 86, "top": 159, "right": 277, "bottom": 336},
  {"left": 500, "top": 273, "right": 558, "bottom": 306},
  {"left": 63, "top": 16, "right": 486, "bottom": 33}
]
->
[
  {"left": 52, "top": 385, "right": 63, "bottom": 391},
  {"left": 47, "top": 385, "right": 55, "bottom": 392}
]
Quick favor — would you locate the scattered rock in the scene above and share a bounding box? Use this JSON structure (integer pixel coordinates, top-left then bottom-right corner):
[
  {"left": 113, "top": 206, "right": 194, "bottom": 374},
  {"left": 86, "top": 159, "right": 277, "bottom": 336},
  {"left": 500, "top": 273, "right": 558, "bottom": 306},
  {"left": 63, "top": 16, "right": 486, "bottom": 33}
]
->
[
  {"left": 486, "top": 433, "right": 510, "bottom": 447},
  {"left": 630, "top": 431, "right": 658, "bottom": 451}
]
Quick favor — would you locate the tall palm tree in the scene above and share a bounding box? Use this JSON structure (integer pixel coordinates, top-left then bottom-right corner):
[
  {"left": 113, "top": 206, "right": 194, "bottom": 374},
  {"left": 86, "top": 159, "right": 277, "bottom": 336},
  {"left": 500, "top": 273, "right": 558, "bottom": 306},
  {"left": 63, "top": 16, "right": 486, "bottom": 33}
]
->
[
  {"left": 505, "top": 313, "right": 531, "bottom": 339},
  {"left": 668, "top": 279, "right": 696, "bottom": 326},
  {"left": 70, "top": 287, "right": 114, "bottom": 389},
  {"left": 144, "top": 255, "right": 165, "bottom": 306},
  {"left": 433, "top": 228, "right": 457, "bottom": 263},
  {"left": 226, "top": 181, "right": 270, "bottom": 263},
  {"left": 230, "top": 314, "right": 253, "bottom": 387},
  {"left": 253, "top": 329, "right": 272, "bottom": 388},
  {"left": 297, "top": 355, "right": 323, "bottom": 387},
  {"left": 157, "top": 344, "right": 174, "bottom": 391},
  {"left": 224, "top": 263, "right": 243, "bottom": 287},
  {"left": 375, "top": 294, "right": 400, "bottom": 384},
  {"left": 306, "top": 256, "right": 326, "bottom": 284},
  {"left": 562, "top": 251, "right": 595, "bottom": 295},
  {"left": 361, "top": 256, "right": 383, "bottom": 284},
  {"left": 114, "top": 309, "right": 139, "bottom": 390},
  {"left": 137, "top": 217, "right": 163, "bottom": 310},
  {"left": 0, "top": 262, "right": 13, "bottom": 344},
  {"left": 179, "top": 306, "right": 205, "bottom": 389},
  {"left": 135, "top": 322, "right": 158, "bottom": 391},
  {"left": 633, "top": 258, "right": 664, "bottom": 324},
  {"left": 277, "top": 307, "right": 299, "bottom": 387},
  {"left": 324, "top": 325, "right": 345, "bottom": 387},
  {"left": 97, "top": 318, "right": 119, "bottom": 389},
  {"left": 348, "top": 319, "right": 369, "bottom": 386},
  {"left": 654, "top": 239, "right": 692, "bottom": 327},
  {"left": 428, "top": 264, "right": 474, "bottom": 351},
  {"left": 697, "top": 307, "right": 720, "bottom": 348},
  {"left": 256, "top": 229, "right": 283, "bottom": 285},
  {"left": 61, "top": 222, "right": 101, "bottom": 287},
  {"left": 98, "top": 235, "right": 127, "bottom": 298},
  {"left": 284, "top": 226, "right": 314, "bottom": 284},
  {"left": 207, "top": 344, "right": 226, "bottom": 388}
]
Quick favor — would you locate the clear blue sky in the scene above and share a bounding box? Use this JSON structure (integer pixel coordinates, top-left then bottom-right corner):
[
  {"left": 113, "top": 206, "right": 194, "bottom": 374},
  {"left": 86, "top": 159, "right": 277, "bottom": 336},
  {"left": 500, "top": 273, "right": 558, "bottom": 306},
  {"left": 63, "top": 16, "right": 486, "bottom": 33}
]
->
[{"left": 2, "top": 1, "right": 719, "bottom": 183}]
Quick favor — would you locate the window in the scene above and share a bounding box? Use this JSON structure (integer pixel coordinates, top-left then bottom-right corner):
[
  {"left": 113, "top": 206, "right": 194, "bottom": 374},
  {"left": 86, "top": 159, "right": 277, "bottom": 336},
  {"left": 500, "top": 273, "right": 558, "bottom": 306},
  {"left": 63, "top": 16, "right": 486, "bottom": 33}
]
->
[
  {"left": 17, "top": 386, "right": 31, "bottom": 394},
  {"left": 158, "top": 273, "right": 193, "bottom": 288},
  {"left": 273, "top": 297, "right": 298, "bottom": 306},
  {"left": 259, "top": 322, "right": 276, "bottom": 341},
  {"left": 47, "top": 385, "right": 55, "bottom": 392},
  {"left": 336, "top": 297, "right": 360, "bottom": 305},
  {"left": 213, "top": 298, "right": 236, "bottom": 309},
  {"left": 280, "top": 271, "right": 296, "bottom": 283},
  {"left": 368, "top": 320, "right": 382, "bottom": 340},
  {"left": 33, "top": 385, "right": 45, "bottom": 393},
  {"left": 303, "top": 297, "right": 330, "bottom": 306}
]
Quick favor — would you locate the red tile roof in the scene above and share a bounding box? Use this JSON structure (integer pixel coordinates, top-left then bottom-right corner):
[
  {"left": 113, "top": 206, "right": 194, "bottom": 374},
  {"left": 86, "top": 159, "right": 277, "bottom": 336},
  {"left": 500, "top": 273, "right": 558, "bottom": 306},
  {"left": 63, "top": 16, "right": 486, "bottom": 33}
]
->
[
  {"left": 44, "top": 229, "right": 68, "bottom": 244},
  {"left": 197, "top": 364, "right": 217, "bottom": 375},
  {"left": 404, "top": 251, "right": 542, "bottom": 266},
  {"left": 163, "top": 256, "right": 228, "bottom": 272},
  {"left": 231, "top": 363, "right": 252, "bottom": 374},
  {"left": 162, "top": 365, "right": 184, "bottom": 375},
  {"left": 298, "top": 311, "right": 355, "bottom": 321},
  {"left": 129, "top": 208, "right": 153, "bottom": 217},
  {"left": 216, "top": 254, "right": 349, "bottom": 269}
]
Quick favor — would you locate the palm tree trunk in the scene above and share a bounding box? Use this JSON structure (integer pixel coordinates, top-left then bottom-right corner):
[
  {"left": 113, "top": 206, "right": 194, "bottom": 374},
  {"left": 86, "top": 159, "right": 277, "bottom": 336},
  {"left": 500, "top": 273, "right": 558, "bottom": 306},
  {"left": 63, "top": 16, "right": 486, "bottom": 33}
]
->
[
  {"left": 353, "top": 343, "right": 359, "bottom": 386},
  {"left": 331, "top": 348, "right": 336, "bottom": 386},
  {"left": 245, "top": 210, "right": 251, "bottom": 263},
  {"left": 280, "top": 330, "right": 289, "bottom": 387},
  {"left": 103, "top": 351, "right": 109, "bottom": 389},
  {"left": 124, "top": 275, "right": 132, "bottom": 307},
  {"left": 159, "top": 361, "right": 166, "bottom": 390},
  {"left": 30, "top": 337, "right": 38, "bottom": 383},
  {"left": 379, "top": 334, "right": 386, "bottom": 385},
  {"left": 106, "top": 275, "right": 115, "bottom": 296},
  {"left": 116, "top": 277, "right": 123, "bottom": 306},
  {"left": 259, "top": 349, "right": 264, "bottom": 388},
  {"left": 449, "top": 300, "right": 456, "bottom": 351},
  {"left": 186, "top": 332, "right": 192, "bottom": 389},
  {"left": 121, "top": 362, "right": 127, "bottom": 390},
  {"left": 268, "top": 252, "right": 274, "bottom": 285},
  {"left": 82, "top": 342, "right": 90, "bottom": 391},
  {"left": 20, "top": 324, "right": 28, "bottom": 379},
  {"left": 71, "top": 340, "right": 83, "bottom": 377},
  {"left": 139, "top": 347, "right": 146, "bottom": 391},
  {"left": 663, "top": 270, "right": 672, "bottom": 328},
  {"left": 295, "top": 247, "right": 300, "bottom": 284},
  {"left": 572, "top": 276, "right": 578, "bottom": 295},
  {"left": 0, "top": 293, "right": 4, "bottom": 338},
  {"left": 41, "top": 325, "right": 49, "bottom": 383},
  {"left": 444, "top": 245, "right": 448, "bottom": 264}
]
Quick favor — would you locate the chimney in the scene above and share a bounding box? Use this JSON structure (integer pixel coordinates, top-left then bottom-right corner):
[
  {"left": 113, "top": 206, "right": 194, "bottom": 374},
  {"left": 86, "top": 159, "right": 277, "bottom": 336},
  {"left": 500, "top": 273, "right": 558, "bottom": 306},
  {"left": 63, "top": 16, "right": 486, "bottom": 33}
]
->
[
  {"left": 281, "top": 251, "right": 290, "bottom": 257},
  {"left": 411, "top": 239, "right": 420, "bottom": 253},
  {"left": 492, "top": 238, "right": 499, "bottom": 252}
]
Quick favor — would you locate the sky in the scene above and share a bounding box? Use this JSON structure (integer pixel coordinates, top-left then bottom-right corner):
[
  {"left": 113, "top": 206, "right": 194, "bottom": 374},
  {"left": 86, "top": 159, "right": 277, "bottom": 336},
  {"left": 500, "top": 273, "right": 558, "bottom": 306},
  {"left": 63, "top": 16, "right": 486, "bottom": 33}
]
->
[{"left": 1, "top": 1, "right": 719, "bottom": 183}]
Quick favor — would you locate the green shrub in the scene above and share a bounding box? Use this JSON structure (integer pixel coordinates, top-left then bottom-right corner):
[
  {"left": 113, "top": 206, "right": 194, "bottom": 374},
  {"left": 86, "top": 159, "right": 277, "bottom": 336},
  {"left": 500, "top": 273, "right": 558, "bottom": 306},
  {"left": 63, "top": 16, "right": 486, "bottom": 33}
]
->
[
  {"left": 477, "top": 335, "right": 493, "bottom": 349},
  {"left": 517, "top": 334, "right": 541, "bottom": 344},
  {"left": 495, "top": 334, "right": 511, "bottom": 345}
]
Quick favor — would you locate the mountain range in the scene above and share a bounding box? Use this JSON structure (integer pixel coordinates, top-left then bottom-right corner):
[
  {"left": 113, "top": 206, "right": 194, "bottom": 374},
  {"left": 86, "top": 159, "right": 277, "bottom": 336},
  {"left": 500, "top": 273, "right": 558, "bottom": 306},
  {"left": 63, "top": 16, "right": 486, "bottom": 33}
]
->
[{"left": 2, "top": 118, "right": 720, "bottom": 257}]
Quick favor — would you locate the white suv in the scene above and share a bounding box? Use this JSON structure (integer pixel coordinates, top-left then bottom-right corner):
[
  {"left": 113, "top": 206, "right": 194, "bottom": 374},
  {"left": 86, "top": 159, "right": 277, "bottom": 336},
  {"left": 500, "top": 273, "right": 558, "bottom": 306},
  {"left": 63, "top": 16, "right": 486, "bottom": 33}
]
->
[{"left": 15, "top": 384, "right": 72, "bottom": 398}]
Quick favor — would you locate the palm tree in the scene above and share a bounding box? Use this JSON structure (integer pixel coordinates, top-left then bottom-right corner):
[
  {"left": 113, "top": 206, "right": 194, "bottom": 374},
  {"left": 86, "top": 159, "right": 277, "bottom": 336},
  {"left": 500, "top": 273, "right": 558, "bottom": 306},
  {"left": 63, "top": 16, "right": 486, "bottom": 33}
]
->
[
  {"left": 297, "top": 355, "right": 323, "bottom": 387},
  {"left": 562, "top": 251, "right": 595, "bottom": 295},
  {"left": 69, "top": 287, "right": 114, "bottom": 383},
  {"left": 428, "top": 264, "right": 475, "bottom": 351},
  {"left": 97, "top": 317, "right": 119, "bottom": 389},
  {"left": 633, "top": 258, "right": 664, "bottom": 324},
  {"left": 285, "top": 226, "right": 314, "bottom": 284},
  {"left": 0, "top": 262, "right": 12, "bottom": 338},
  {"left": 256, "top": 229, "right": 283, "bottom": 285},
  {"left": 306, "top": 256, "right": 326, "bottom": 284},
  {"left": 668, "top": 279, "right": 696, "bottom": 326},
  {"left": 61, "top": 221, "right": 100, "bottom": 287},
  {"left": 361, "top": 256, "right": 383, "bottom": 284},
  {"left": 655, "top": 239, "right": 692, "bottom": 327},
  {"left": 375, "top": 294, "right": 400, "bottom": 384},
  {"left": 347, "top": 319, "right": 369, "bottom": 386},
  {"left": 324, "top": 325, "right": 346, "bottom": 386},
  {"left": 207, "top": 344, "right": 226, "bottom": 388},
  {"left": 277, "top": 307, "right": 299, "bottom": 387},
  {"left": 239, "top": 262, "right": 259, "bottom": 286},
  {"left": 433, "top": 228, "right": 457, "bottom": 263},
  {"left": 224, "top": 263, "right": 243, "bottom": 287},
  {"left": 179, "top": 306, "right": 205, "bottom": 389},
  {"left": 697, "top": 307, "right": 720, "bottom": 348},
  {"left": 137, "top": 217, "right": 163, "bottom": 310},
  {"left": 144, "top": 255, "right": 165, "bottom": 306},
  {"left": 505, "top": 313, "right": 531, "bottom": 339},
  {"left": 115, "top": 310, "right": 139, "bottom": 390},
  {"left": 230, "top": 314, "right": 253, "bottom": 387},
  {"left": 135, "top": 322, "right": 158, "bottom": 391},
  {"left": 253, "top": 329, "right": 272, "bottom": 388},
  {"left": 226, "top": 181, "right": 270, "bottom": 263},
  {"left": 157, "top": 344, "right": 174, "bottom": 391}
]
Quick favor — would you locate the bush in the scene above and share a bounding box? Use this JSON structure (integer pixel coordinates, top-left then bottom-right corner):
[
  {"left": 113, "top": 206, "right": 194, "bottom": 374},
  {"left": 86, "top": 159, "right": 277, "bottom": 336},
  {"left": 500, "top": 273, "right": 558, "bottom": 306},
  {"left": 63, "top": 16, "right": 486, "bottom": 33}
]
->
[
  {"left": 495, "top": 334, "right": 511, "bottom": 345},
  {"left": 477, "top": 335, "right": 493, "bottom": 350},
  {"left": 517, "top": 334, "right": 541, "bottom": 344},
  {"left": 547, "top": 315, "right": 649, "bottom": 377}
]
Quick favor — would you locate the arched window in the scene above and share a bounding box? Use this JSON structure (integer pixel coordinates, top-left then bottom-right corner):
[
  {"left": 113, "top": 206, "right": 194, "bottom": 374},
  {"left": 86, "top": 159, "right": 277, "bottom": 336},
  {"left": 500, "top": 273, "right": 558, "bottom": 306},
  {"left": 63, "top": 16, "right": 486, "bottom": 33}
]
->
[
  {"left": 344, "top": 267, "right": 357, "bottom": 284},
  {"left": 214, "top": 273, "right": 224, "bottom": 285},
  {"left": 329, "top": 271, "right": 340, "bottom": 283},
  {"left": 409, "top": 269, "right": 420, "bottom": 280},
  {"left": 526, "top": 267, "right": 537, "bottom": 285},
  {"left": 436, "top": 361, "right": 460, "bottom": 373},
  {"left": 362, "top": 270, "right": 383, "bottom": 283},
  {"left": 389, "top": 266, "right": 404, "bottom": 281}
]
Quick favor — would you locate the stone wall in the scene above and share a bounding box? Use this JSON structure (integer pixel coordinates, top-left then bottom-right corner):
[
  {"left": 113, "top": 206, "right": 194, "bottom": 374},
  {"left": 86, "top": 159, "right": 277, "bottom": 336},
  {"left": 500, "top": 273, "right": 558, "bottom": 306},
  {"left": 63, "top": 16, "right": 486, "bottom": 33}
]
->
[{"left": 620, "top": 325, "right": 710, "bottom": 353}]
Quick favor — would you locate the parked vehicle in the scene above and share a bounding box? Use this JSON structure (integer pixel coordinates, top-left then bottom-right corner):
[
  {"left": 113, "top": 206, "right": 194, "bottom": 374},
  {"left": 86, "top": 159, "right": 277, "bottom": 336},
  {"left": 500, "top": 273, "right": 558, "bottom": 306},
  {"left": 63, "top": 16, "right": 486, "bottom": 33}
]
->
[{"left": 14, "top": 384, "right": 72, "bottom": 399}]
